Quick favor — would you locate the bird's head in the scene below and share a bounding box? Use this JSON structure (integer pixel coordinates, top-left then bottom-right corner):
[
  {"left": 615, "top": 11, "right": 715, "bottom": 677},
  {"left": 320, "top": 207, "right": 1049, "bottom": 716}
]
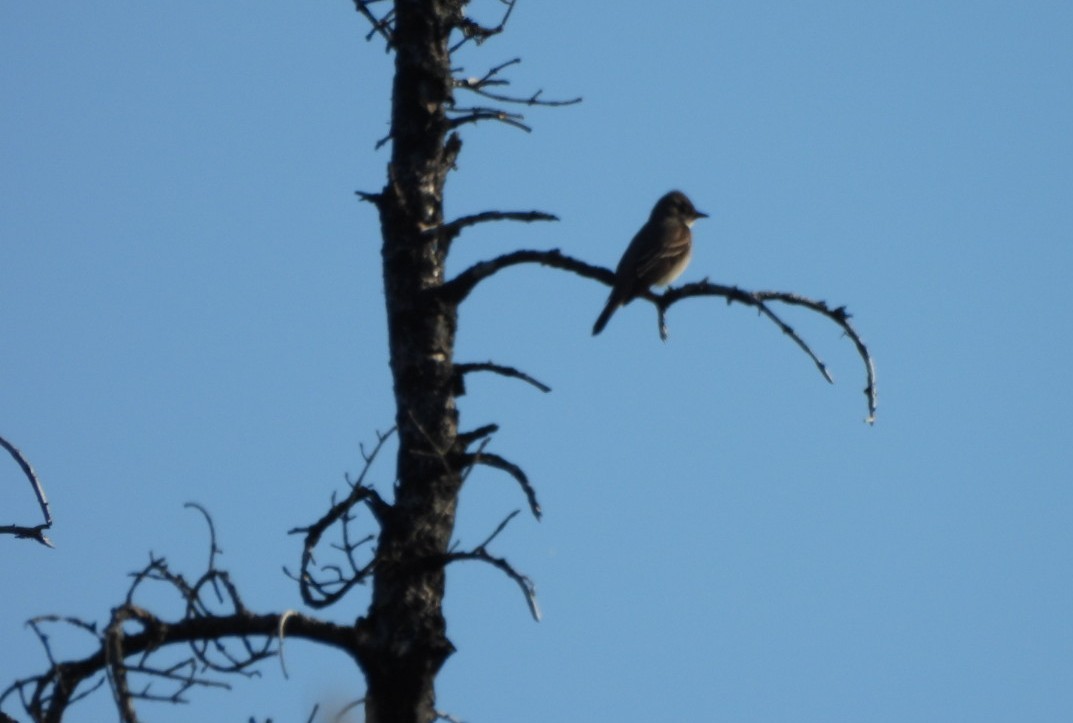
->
[{"left": 653, "top": 190, "right": 709, "bottom": 227}]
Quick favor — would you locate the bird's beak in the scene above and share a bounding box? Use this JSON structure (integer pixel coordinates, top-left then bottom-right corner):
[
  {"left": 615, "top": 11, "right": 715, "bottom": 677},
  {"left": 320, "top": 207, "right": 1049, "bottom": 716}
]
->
[{"left": 695, "top": 210, "right": 709, "bottom": 219}]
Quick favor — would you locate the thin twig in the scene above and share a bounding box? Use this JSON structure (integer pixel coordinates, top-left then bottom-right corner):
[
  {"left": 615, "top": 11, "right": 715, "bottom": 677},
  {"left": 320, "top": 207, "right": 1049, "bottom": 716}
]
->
[
  {"left": 475, "top": 509, "right": 521, "bottom": 550},
  {"left": 351, "top": 0, "right": 394, "bottom": 48},
  {"left": 449, "top": 0, "right": 518, "bottom": 52},
  {"left": 454, "top": 57, "right": 581, "bottom": 107},
  {"left": 446, "top": 107, "right": 532, "bottom": 133},
  {"left": 285, "top": 429, "right": 394, "bottom": 607}
]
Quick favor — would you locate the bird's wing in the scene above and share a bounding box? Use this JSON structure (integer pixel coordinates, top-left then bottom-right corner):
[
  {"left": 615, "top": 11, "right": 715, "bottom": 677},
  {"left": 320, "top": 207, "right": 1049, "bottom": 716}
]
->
[{"left": 632, "top": 219, "right": 691, "bottom": 285}]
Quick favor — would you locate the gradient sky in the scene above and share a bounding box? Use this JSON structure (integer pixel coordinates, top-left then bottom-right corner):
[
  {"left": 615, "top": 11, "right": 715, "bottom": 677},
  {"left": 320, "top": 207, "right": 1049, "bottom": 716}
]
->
[{"left": 3, "top": 2, "right": 1072, "bottom": 721}]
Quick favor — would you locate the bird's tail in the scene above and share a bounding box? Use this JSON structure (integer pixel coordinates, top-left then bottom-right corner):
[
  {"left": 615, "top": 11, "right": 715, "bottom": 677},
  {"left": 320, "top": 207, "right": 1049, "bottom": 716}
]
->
[{"left": 592, "top": 296, "right": 620, "bottom": 336}]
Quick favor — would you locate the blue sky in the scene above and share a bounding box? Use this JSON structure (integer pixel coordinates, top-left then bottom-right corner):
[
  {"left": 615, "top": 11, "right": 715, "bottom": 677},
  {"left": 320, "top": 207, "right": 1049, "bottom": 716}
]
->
[{"left": 2, "top": 1, "right": 1072, "bottom": 721}]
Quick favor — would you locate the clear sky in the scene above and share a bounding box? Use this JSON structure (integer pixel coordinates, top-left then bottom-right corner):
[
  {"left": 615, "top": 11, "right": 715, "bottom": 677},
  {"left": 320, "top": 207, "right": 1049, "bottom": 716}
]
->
[{"left": 3, "top": 2, "right": 1072, "bottom": 721}]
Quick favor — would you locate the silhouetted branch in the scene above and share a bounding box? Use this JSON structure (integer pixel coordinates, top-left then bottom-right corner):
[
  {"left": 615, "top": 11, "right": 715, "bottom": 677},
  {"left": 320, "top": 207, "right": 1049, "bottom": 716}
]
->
[
  {"left": 658, "top": 282, "right": 832, "bottom": 378},
  {"left": 184, "top": 501, "right": 223, "bottom": 578},
  {"left": 455, "top": 57, "right": 582, "bottom": 107},
  {"left": 441, "top": 248, "right": 611, "bottom": 303},
  {"left": 475, "top": 509, "right": 520, "bottom": 550},
  {"left": 460, "top": 83, "right": 583, "bottom": 108},
  {"left": 443, "top": 511, "right": 540, "bottom": 621},
  {"left": 285, "top": 429, "right": 394, "bottom": 608},
  {"left": 1, "top": 514, "right": 361, "bottom": 723},
  {"left": 0, "top": 434, "right": 53, "bottom": 547},
  {"left": 351, "top": 0, "right": 394, "bottom": 48},
  {"left": 449, "top": 0, "right": 518, "bottom": 52},
  {"left": 334, "top": 697, "right": 365, "bottom": 722},
  {"left": 443, "top": 249, "right": 877, "bottom": 421},
  {"left": 354, "top": 190, "right": 385, "bottom": 206},
  {"left": 454, "top": 362, "right": 551, "bottom": 396},
  {"left": 456, "top": 424, "right": 499, "bottom": 450},
  {"left": 460, "top": 451, "right": 541, "bottom": 519},
  {"left": 0, "top": 523, "right": 52, "bottom": 547},
  {"left": 458, "top": 56, "right": 521, "bottom": 88},
  {"left": 439, "top": 210, "right": 558, "bottom": 243},
  {"left": 3, "top": 609, "right": 352, "bottom": 723},
  {"left": 661, "top": 280, "right": 878, "bottom": 422},
  {"left": 446, "top": 53, "right": 580, "bottom": 147},
  {"left": 446, "top": 106, "right": 531, "bottom": 133}
]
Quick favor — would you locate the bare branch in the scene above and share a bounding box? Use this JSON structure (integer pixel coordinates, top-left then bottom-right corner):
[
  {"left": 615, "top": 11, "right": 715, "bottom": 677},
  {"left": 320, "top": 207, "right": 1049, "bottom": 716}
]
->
[
  {"left": 4, "top": 609, "right": 355, "bottom": 723},
  {"left": 443, "top": 547, "right": 540, "bottom": 622},
  {"left": 456, "top": 424, "right": 499, "bottom": 450},
  {"left": 443, "top": 511, "right": 539, "bottom": 621},
  {"left": 446, "top": 106, "right": 532, "bottom": 133},
  {"left": 0, "top": 523, "right": 53, "bottom": 547},
  {"left": 449, "top": 0, "right": 519, "bottom": 52},
  {"left": 454, "top": 362, "right": 551, "bottom": 395},
  {"left": 0, "top": 434, "right": 53, "bottom": 546},
  {"left": 184, "top": 502, "right": 223, "bottom": 581},
  {"left": 351, "top": 1, "right": 394, "bottom": 49},
  {"left": 354, "top": 190, "right": 385, "bottom": 206},
  {"left": 442, "top": 249, "right": 876, "bottom": 420},
  {"left": 438, "top": 210, "right": 558, "bottom": 243},
  {"left": 459, "top": 437, "right": 493, "bottom": 489},
  {"left": 459, "top": 83, "right": 583, "bottom": 108},
  {"left": 457, "top": 57, "right": 521, "bottom": 86},
  {"left": 440, "top": 248, "right": 612, "bottom": 303},
  {"left": 660, "top": 281, "right": 878, "bottom": 422},
  {"left": 460, "top": 451, "right": 541, "bottom": 519},
  {"left": 285, "top": 429, "right": 394, "bottom": 608},
  {"left": 656, "top": 284, "right": 832, "bottom": 381},
  {"left": 475, "top": 509, "right": 521, "bottom": 551},
  {"left": 2, "top": 529, "right": 362, "bottom": 723},
  {"left": 455, "top": 57, "right": 582, "bottom": 107},
  {"left": 334, "top": 697, "right": 365, "bottom": 722}
]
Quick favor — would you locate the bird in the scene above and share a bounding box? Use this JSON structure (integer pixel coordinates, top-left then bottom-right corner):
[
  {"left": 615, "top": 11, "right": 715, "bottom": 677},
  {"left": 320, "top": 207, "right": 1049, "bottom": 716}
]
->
[{"left": 592, "top": 190, "right": 708, "bottom": 335}]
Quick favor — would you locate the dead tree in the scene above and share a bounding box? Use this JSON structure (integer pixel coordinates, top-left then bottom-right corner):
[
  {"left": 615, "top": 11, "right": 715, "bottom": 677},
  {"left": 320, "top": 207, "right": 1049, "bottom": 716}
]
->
[{"left": 1, "top": 2, "right": 875, "bottom": 722}]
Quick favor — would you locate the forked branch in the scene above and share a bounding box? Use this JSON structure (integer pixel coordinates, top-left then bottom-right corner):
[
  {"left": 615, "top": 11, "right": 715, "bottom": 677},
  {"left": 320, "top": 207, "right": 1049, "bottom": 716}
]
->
[
  {"left": 0, "top": 508, "right": 361, "bottom": 723},
  {"left": 455, "top": 57, "right": 582, "bottom": 107},
  {"left": 457, "top": 424, "right": 499, "bottom": 450},
  {"left": 351, "top": 0, "right": 395, "bottom": 48},
  {"left": 442, "top": 249, "right": 877, "bottom": 421},
  {"left": 285, "top": 429, "right": 394, "bottom": 608},
  {"left": 661, "top": 280, "right": 878, "bottom": 422},
  {"left": 0, "top": 434, "right": 52, "bottom": 547},
  {"left": 449, "top": 0, "right": 518, "bottom": 52},
  {"left": 444, "top": 510, "right": 540, "bottom": 621},
  {"left": 447, "top": 106, "right": 532, "bottom": 133}
]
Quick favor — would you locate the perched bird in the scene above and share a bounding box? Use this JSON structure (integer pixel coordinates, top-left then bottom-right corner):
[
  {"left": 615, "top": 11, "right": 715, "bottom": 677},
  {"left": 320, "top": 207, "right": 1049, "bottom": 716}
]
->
[{"left": 592, "top": 190, "right": 708, "bottom": 335}]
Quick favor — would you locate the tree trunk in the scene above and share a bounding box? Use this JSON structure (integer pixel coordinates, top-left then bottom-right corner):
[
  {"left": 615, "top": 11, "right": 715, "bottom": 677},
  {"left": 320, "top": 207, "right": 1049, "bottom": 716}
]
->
[{"left": 355, "top": 2, "right": 464, "bottom": 722}]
